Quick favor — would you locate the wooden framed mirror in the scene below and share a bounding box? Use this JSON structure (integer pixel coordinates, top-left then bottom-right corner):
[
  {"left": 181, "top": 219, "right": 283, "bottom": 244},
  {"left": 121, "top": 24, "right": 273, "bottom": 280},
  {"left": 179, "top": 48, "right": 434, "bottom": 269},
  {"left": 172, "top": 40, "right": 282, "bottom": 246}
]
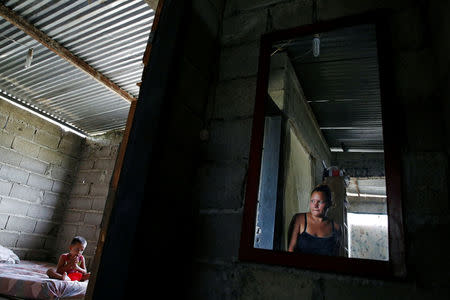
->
[{"left": 239, "top": 11, "right": 406, "bottom": 278}]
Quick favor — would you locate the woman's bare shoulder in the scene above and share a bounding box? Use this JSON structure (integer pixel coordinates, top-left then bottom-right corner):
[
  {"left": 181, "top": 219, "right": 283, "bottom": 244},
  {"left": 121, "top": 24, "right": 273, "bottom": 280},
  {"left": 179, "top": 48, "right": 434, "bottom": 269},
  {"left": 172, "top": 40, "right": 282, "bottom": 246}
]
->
[{"left": 293, "top": 213, "right": 306, "bottom": 223}]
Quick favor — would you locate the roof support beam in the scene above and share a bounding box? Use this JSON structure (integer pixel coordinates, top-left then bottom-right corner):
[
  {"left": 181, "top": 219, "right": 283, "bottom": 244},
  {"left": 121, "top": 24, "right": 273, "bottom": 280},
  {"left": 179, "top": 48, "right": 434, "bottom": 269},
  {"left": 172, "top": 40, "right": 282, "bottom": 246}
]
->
[{"left": 0, "top": 3, "right": 136, "bottom": 103}]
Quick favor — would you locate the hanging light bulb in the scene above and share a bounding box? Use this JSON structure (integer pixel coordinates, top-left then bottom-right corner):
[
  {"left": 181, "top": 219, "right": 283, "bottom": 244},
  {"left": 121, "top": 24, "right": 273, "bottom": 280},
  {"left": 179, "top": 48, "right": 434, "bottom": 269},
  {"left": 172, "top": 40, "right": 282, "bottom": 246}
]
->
[
  {"left": 312, "top": 34, "right": 320, "bottom": 57},
  {"left": 24, "top": 48, "right": 33, "bottom": 68}
]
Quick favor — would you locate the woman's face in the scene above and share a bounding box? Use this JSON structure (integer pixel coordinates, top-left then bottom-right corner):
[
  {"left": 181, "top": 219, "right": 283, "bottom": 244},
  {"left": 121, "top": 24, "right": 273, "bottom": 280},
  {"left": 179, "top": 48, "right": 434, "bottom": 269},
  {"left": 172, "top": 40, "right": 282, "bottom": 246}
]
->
[{"left": 310, "top": 191, "right": 328, "bottom": 217}]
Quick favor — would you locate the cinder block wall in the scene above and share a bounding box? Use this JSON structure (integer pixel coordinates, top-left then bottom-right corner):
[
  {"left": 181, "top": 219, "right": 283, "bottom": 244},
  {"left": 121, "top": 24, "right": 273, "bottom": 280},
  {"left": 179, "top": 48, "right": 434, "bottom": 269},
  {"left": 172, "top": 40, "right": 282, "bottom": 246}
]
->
[
  {"left": 191, "top": 0, "right": 450, "bottom": 299},
  {"left": 53, "top": 130, "right": 123, "bottom": 268},
  {"left": 0, "top": 99, "right": 83, "bottom": 260}
]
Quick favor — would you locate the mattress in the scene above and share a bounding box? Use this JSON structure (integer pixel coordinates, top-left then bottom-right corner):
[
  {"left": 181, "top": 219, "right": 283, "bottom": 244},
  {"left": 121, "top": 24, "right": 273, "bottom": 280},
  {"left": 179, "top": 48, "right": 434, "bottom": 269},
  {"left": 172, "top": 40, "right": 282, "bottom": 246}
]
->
[{"left": 0, "top": 261, "right": 87, "bottom": 299}]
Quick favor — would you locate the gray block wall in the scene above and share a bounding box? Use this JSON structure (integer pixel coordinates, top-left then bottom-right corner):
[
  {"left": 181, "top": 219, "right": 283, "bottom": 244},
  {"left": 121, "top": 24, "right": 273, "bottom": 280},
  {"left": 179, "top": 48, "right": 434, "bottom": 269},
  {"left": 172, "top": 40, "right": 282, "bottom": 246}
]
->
[
  {"left": 191, "top": 0, "right": 450, "bottom": 299},
  {"left": 53, "top": 130, "right": 123, "bottom": 268},
  {"left": 0, "top": 99, "right": 83, "bottom": 260}
]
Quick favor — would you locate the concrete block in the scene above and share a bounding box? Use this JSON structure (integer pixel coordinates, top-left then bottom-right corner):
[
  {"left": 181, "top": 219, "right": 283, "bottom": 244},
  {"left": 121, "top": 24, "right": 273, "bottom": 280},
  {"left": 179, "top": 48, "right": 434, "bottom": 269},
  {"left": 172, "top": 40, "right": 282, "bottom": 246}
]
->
[
  {"left": 40, "top": 121, "right": 63, "bottom": 137},
  {"left": 93, "top": 158, "right": 116, "bottom": 171},
  {"left": 222, "top": 9, "right": 267, "bottom": 46},
  {"left": 79, "top": 159, "right": 94, "bottom": 170},
  {"left": 84, "top": 212, "right": 103, "bottom": 226},
  {"left": 196, "top": 161, "right": 247, "bottom": 209},
  {"left": 25, "top": 249, "right": 49, "bottom": 261},
  {"left": 214, "top": 77, "right": 257, "bottom": 119},
  {"left": 34, "top": 130, "right": 60, "bottom": 149},
  {"left": 206, "top": 119, "right": 252, "bottom": 161},
  {"left": 17, "top": 234, "right": 45, "bottom": 249},
  {"left": 83, "top": 244, "right": 96, "bottom": 257},
  {"left": 0, "top": 130, "right": 14, "bottom": 148},
  {"left": 34, "top": 220, "right": 58, "bottom": 235},
  {"left": 70, "top": 183, "right": 90, "bottom": 196},
  {"left": 0, "top": 111, "right": 8, "bottom": 128},
  {"left": 403, "top": 152, "right": 449, "bottom": 215},
  {"left": 58, "top": 224, "right": 78, "bottom": 239},
  {"left": 197, "top": 213, "right": 242, "bottom": 258},
  {"left": 20, "top": 156, "right": 49, "bottom": 175},
  {"left": 58, "top": 138, "right": 82, "bottom": 157},
  {"left": 12, "top": 137, "right": 40, "bottom": 158},
  {"left": 11, "top": 249, "right": 27, "bottom": 259},
  {"left": 93, "top": 146, "right": 112, "bottom": 158},
  {"left": 43, "top": 237, "right": 57, "bottom": 250},
  {"left": 270, "top": 1, "right": 312, "bottom": 30},
  {"left": 55, "top": 237, "right": 72, "bottom": 253},
  {"left": 37, "top": 147, "right": 64, "bottom": 165},
  {"left": 191, "top": 263, "right": 241, "bottom": 300},
  {"left": 51, "top": 180, "right": 71, "bottom": 194},
  {"left": 240, "top": 266, "right": 314, "bottom": 300},
  {"left": 110, "top": 145, "right": 119, "bottom": 158},
  {"left": 27, "top": 173, "right": 53, "bottom": 191},
  {"left": 50, "top": 165, "right": 73, "bottom": 182},
  {"left": 319, "top": 0, "right": 410, "bottom": 22},
  {"left": 42, "top": 191, "right": 65, "bottom": 207},
  {"left": 5, "top": 215, "right": 36, "bottom": 232},
  {"left": 27, "top": 204, "right": 55, "bottom": 220},
  {"left": 0, "top": 231, "right": 19, "bottom": 247},
  {"left": 225, "top": 0, "right": 290, "bottom": 16},
  {"left": 76, "top": 170, "right": 106, "bottom": 184},
  {"left": 10, "top": 184, "right": 43, "bottom": 203},
  {"left": 91, "top": 197, "right": 107, "bottom": 211},
  {"left": 67, "top": 197, "right": 93, "bottom": 210},
  {"left": 0, "top": 197, "right": 30, "bottom": 215},
  {"left": 219, "top": 42, "right": 260, "bottom": 81},
  {"left": 64, "top": 210, "right": 83, "bottom": 223},
  {"left": 77, "top": 225, "right": 97, "bottom": 240},
  {"left": 4, "top": 117, "right": 35, "bottom": 140},
  {"left": 61, "top": 132, "right": 83, "bottom": 146},
  {"left": 89, "top": 184, "right": 109, "bottom": 197},
  {"left": 0, "top": 147, "right": 22, "bottom": 166},
  {"left": 61, "top": 156, "right": 78, "bottom": 170},
  {"left": 0, "top": 214, "right": 8, "bottom": 229},
  {"left": 0, "top": 179, "right": 13, "bottom": 196},
  {"left": 0, "top": 164, "right": 29, "bottom": 184}
]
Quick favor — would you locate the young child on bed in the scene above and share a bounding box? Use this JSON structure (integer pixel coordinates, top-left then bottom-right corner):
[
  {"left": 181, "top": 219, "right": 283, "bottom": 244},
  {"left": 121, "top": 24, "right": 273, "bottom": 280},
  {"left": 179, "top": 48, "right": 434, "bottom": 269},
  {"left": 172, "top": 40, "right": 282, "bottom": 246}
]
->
[{"left": 46, "top": 236, "right": 91, "bottom": 281}]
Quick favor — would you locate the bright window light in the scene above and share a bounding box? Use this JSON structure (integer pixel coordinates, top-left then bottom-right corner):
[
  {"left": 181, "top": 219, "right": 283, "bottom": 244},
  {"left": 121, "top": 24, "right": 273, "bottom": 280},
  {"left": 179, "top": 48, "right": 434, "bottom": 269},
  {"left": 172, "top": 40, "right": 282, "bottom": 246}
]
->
[{"left": 347, "top": 213, "right": 388, "bottom": 261}]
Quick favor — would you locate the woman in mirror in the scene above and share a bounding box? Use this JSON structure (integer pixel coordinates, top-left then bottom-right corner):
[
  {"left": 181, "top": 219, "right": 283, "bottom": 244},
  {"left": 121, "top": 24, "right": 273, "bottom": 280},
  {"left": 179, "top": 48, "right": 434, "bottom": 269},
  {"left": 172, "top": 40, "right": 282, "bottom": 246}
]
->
[{"left": 288, "top": 184, "right": 342, "bottom": 256}]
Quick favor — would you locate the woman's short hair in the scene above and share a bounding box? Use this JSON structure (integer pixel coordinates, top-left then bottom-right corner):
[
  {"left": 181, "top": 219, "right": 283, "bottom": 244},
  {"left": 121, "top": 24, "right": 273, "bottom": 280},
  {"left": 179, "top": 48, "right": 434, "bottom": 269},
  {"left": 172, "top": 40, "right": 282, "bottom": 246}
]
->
[{"left": 311, "top": 184, "right": 332, "bottom": 208}]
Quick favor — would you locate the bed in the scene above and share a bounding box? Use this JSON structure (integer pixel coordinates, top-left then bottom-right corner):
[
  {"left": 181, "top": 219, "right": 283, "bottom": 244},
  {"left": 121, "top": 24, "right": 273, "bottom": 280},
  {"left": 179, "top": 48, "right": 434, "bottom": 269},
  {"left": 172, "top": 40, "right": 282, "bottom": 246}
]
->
[{"left": 0, "top": 261, "right": 87, "bottom": 300}]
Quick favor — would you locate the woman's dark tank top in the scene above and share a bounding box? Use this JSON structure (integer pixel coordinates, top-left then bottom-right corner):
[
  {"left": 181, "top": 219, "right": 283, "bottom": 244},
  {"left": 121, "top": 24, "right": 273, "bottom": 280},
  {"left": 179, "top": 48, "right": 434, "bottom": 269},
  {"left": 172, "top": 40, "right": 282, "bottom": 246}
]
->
[{"left": 294, "top": 213, "right": 339, "bottom": 256}]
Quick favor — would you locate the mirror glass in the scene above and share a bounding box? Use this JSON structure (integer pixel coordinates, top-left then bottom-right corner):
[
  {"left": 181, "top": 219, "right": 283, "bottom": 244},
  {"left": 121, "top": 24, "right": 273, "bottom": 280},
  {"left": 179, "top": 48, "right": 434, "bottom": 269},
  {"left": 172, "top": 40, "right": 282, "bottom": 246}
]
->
[{"left": 253, "top": 23, "right": 389, "bottom": 261}]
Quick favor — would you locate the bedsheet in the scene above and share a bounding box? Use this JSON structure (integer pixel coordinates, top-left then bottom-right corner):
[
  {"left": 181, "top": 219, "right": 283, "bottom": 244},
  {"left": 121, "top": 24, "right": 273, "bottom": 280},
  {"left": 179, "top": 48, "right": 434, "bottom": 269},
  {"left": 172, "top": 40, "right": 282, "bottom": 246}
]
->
[{"left": 0, "top": 260, "right": 87, "bottom": 299}]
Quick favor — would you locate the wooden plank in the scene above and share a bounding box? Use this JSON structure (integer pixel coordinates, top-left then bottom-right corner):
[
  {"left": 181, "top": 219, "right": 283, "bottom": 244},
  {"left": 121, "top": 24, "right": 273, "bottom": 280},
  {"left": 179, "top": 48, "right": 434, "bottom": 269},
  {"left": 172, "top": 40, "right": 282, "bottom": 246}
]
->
[
  {"left": 0, "top": 3, "right": 136, "bottom": 103},
  {"left": 142, "top": 0, "right": 164, "bottom": 66},
  {"left": 90, "top": 0, "right": 188, "bottom": 297},
  {"left": 84, "top": 1, "right": 166, "bottom": 299}
]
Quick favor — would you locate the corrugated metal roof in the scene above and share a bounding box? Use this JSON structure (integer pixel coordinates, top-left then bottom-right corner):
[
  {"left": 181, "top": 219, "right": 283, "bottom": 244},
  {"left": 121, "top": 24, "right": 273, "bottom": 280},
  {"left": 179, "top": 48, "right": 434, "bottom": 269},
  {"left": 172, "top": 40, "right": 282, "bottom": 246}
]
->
[
  {"left": 0, "top": 0, "right": 154, "bottom": 135},
  {"left": 275, "top": 23, "right": 383, "bottom": 151}
]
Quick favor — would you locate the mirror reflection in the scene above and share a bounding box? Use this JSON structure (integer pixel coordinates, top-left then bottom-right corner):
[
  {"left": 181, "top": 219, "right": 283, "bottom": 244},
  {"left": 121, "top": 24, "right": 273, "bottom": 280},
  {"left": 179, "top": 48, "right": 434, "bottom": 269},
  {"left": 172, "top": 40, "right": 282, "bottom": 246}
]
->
[{"left": 254, "top": 23, "right": 388, "bottom": 261}]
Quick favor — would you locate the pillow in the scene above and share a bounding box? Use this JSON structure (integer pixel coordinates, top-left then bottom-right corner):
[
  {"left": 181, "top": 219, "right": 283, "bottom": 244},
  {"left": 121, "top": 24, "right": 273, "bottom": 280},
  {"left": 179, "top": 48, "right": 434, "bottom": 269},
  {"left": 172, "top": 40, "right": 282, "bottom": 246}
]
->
[{"left": 0, "top": 245, "right": 20, "bottom": 264}]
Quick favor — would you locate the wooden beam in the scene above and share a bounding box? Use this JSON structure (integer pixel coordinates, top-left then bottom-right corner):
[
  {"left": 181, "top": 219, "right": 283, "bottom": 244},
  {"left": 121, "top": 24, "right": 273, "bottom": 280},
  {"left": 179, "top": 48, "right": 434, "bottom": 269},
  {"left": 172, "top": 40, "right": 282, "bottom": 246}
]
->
[
  {"left": 0, "top": 3, "right": 137, "bottom": 103},
  {"left": 84, "top": 1, "right": 165, "bottom": 299}
]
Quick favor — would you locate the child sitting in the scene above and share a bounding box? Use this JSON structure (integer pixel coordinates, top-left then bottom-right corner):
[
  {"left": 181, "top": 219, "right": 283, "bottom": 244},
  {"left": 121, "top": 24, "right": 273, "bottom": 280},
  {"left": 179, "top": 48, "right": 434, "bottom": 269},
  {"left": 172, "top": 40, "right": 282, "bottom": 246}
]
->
[{"left": 46, "top": 236, "right": 91, "bottom": 281}]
